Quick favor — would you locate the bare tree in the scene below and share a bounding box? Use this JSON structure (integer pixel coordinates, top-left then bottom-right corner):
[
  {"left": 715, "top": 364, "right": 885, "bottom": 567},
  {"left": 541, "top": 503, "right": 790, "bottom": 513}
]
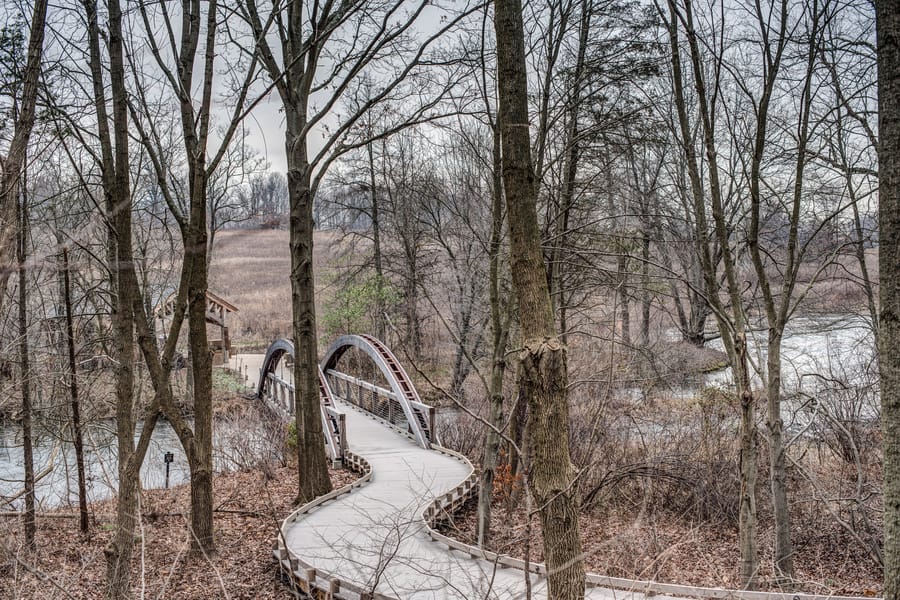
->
[
  {"left": 15, "top": 148, "right": 35, "bottom": 550},
  {"left": 876, "top": 1, "right": 900, "bottom": 597},
  {"left": 61, "top": 246, "right": 88, "bottom": 534},
  {"left": 124, "top": 0, "right": 264, "bottom": 554},
  {"left": 242, "top": 0, "right": 477, "bottom": 503},
  {"left": 660, "top": 0, "right": 760, "bottom": 584},
  {"left": 0, "top": 0, "right": 48, "bottom": 320},
  {"left": 494, "top": 0, "right": 585, "bottom": 597},
  {"left": 80, "top": 0, "right": 163, "bottom": 595}
]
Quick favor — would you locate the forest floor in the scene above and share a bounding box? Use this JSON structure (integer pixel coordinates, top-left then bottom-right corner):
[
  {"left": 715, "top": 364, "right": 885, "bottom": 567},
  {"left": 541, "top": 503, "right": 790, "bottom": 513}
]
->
[
  {"left": 440, "top": 496, "right": 883, "bottom": 597},
  {"left": 0, "top": 465, "right": 356, "bottom": 600},
  {"left": 2, "top": 460, "right": 880, "bottom": 599}
]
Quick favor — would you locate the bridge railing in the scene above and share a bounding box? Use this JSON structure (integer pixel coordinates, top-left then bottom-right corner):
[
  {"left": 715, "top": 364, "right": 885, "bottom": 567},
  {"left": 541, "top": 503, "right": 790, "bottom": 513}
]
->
[
  {"left": 324, "top": 368, "right": 436, "bottom": 445},
  {"left": 321, "top": 334, "right": 435, "bottom": 448},
  {"left": 259, "top": 363, "right": 345, "bottom": 464},
  {"left": 263, "top": 372, "right": 293, "bottom": 415}
]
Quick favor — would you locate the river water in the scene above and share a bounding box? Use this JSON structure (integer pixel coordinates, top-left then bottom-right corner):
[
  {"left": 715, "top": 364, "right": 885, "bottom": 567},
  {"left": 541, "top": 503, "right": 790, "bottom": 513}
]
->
[
  {"left": 705, "top": 314, "right": 877, "bottom": 392},
  {"left": 0, "top": 416, "right": 279, "bottom": 511}
]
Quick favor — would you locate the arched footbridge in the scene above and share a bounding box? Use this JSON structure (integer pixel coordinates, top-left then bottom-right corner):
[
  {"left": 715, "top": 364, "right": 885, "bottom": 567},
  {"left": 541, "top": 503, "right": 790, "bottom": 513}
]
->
[{"left": 255, "top": 335, "right": 875, "bottom": 600}]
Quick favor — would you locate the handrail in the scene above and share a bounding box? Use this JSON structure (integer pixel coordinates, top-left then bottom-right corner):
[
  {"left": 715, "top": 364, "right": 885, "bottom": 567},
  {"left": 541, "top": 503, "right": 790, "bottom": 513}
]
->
[
  {"left": 270, "top": 336, "right": 878, "bottom": 600},
  {"left": 321, "top": 334, "right": 433, "bottom": 448},
  {"left": 274, "top": 451, "right": 389, "bottom": 599},
  {"left": 256, "top": 338, "right": 344, "bottom": 462}
]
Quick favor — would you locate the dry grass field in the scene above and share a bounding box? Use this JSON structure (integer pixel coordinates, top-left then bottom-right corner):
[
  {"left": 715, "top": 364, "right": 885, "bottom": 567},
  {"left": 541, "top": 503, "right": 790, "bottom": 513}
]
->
[{"left": 208, "top": 229, "right": 347, "bottom": 351}]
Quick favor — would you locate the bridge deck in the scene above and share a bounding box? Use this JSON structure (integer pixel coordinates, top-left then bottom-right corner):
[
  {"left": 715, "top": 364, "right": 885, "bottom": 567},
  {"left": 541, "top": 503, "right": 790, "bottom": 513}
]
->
[{"left": 282, "top": 398, "right": 666, "bottom": 600}]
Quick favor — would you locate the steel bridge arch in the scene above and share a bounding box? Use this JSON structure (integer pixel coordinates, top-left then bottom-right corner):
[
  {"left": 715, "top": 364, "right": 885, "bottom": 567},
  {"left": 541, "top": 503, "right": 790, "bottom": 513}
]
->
[
  {"left": 321, "top": 334, "right": 433, "bottom": 449},
  {"left": 256, "top": 338, "right": 294, "bottom": 397},
  {"left": 256, "top": 338, "right": 344, "bottom": 462}
]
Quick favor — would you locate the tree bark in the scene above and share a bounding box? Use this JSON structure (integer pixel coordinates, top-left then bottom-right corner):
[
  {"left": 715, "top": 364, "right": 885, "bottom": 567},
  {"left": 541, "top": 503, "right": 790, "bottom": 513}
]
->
[
  {"left": 286, "top": 122, "right": 332, "bottom": 503},
  {"left": 876, "top": 3, "right": 900, "bottom": 598},
  {"left": 82, "top": 0, "right": 161, "bottom": 594},
  {"left": 16, "top": 163, "right": 35, "bottom": 551},
  {"left": 494, "top": 0, "right": 585, "bottom": 597},
  {"left": 766, "top": 335, "right": 791, "bottom": 581},
  {"left": 367, "top": 142, "right": 386, "bottom": 341},
  {"left": 0, "top": 0, "right": 48, "bottom": 319},
  {"left": 104, "top": 0, "right": 140, "bottom": 582},
  {"left": 63, "top": 247, "right": 89, "bottom": 534},
  {"left": 549, "top": 0, "right": 590, "bottom": 345},
  {"left": 477, "top": 122, "right": 509, "bottom": 548},
  {"left": 186, "top": 217, "right": 215, "bottom": 551},
  {"left": 664, "top": 0, "right": 759, "bottom": 585}
]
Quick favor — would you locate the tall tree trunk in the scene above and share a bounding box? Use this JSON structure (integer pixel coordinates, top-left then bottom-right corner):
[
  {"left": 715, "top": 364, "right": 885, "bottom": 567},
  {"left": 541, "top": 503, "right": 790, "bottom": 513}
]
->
[
  {"left": 367, "top": 142, "right": 386, "bottom": 341},
  {"left": 766, "top": 334, "right": 791, "bottom": 581},
  {"left": 876, "top": 3, "right": 900, "bottom": 598},
  {"left": 16, "top": 167, "right": 35, "bottom": 550},
  {"left": 63, "top": 247, "right": 89, "bottom": 534},
  {"left": 286, "top": 120, "right": 332, "bottom": 503},
  {"left": 640, "top": 222, "right": 651, "bottom": 349},
  {"left": 82, "top": 0, "right": 147, "bottom": 593},
  {"left": 0, "top": 0, "right": 48, "bottom": 318},
  {"left": 186, "top": 216, "right": 215, "bottom": 552},
  {"left": 736, "top": 336, "right": 758, "bottom": 588},
  {"left": 494, "top": 1, "right": 585, "bottom": 597},
  {"left": 477, "top": 124, "right": 509, "bottom": 548},
  {"left": 665, "top": 0, "right": 759, "bottom": 584},
  {"left": 549, "top": 0, "right": 590, "bottom": 345}
]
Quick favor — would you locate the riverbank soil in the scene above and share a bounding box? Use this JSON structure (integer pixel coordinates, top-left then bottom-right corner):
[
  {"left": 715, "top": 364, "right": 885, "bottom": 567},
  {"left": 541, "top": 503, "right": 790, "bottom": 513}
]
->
[{"left": 0, "top": 465, "right": 356, "bottom": 599}]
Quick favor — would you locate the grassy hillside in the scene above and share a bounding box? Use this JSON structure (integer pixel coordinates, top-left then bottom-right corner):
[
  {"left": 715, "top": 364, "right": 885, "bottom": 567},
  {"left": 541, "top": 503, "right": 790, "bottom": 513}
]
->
[{"left": 208, "top": 229, "right": 347, "bottom": 350}]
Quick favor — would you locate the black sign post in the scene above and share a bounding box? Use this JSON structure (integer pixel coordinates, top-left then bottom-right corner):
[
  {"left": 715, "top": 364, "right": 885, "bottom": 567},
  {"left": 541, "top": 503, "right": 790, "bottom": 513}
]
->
[{"left": 164, "top": 451, "right": 174, "bottom": 489}]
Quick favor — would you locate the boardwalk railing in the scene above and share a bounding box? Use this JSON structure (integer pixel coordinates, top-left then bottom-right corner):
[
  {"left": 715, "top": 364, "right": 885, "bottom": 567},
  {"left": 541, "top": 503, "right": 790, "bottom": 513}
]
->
[
  {"left": 321, "top": 334, "right": 437, "bottom": 448},
  {"left": 323, "top": 368, "right": 436, "bottom": 448},
  {"left": 257, "top": 339, "right": 346, "bottom": 463},
  {"left": 258, "top": 335, "right": 439, "bottom": 461},
  {"left": 274, "top": 451, "right": 389, "bottom": 600},
  {"left": 417, "top": 447, "right": 876, "bottom": 600}
]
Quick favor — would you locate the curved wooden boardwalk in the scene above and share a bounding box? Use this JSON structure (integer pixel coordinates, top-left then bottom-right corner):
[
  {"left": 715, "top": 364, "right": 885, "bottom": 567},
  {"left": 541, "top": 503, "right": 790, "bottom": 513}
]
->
[{"left": 281, "top": 399, "right": 637, "bottom": 599}]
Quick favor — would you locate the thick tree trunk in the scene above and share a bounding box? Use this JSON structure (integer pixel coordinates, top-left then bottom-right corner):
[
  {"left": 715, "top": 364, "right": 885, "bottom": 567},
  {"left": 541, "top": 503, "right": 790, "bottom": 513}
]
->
[
  {"left": 105, "top": 136, "right": 138, "bottom": 600},
  {"left": 105, "top": 472, "right": 137, "bottom": 598},
  {"left": 876, "top": 3, "right": 900, "bottom": 598},
  {"left": 286, "top": 122, "right": 332, "bottom": 504},
  {"left": 186, "top": 216, "right": 215, "bottom": 552},
  {"left": 494, "top": 1, "right": 585, "bottom": 597}
]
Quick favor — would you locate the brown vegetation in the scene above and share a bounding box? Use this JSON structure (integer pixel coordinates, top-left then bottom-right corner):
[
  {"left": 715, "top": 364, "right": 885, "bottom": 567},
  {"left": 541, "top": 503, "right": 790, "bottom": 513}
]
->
[
  {"left": 442, "top": 496, "right": 881, "bottom": 596},
  {"left": 0, "top": 464, "right": 355, "bottom": 599},
  {"left": 208, "top": 229, "right": 344, "bottom": 350}
]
